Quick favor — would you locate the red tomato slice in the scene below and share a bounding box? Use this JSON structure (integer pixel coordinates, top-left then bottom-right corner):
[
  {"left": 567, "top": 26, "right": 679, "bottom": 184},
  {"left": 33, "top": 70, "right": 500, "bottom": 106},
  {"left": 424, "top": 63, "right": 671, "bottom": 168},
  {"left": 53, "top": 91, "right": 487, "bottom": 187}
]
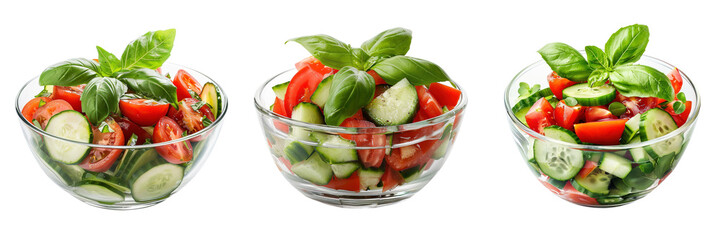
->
[
  {"left": 577, "top": 161, "right": 598, "bottom": 179},
  {"left": 428, "top": 82, "right": 462, "bottom": 110},
  {"left": 574, "top": 119, "right": 628, "bottom": 145},
  {"left": 367, "top": 70, "right": 387, "bottom": 85},
  {"left": 554, "top": 100, "right": 585, "bottom": 131},
  {"left": 615, "top": 93, "right": 658, "bottom": 119},
  {"left": 284, "top": 67, "right": 324, "bottom": 114},
  {"left": 167, "top": 98, "right": 215, "bottom": 141},
  {"left": 340, "top": 119, "right": 385, "bottom": 168},
  {"left": 525, "top": 97, "right": 555, "bottom": 134},
  {"left": 22, "top": 97, "right": 52, "bottom": 122},
  {"left": 584, "top": 106, "right": 617, "bottom": 122},
  {"left": 560, "top": 181, "right": 598, "bottom": 205},
  {"left": 548, "top": 72, "right": 578, "bottom": 100},
  {"left": 323, "top": 172, "right": 361, "bottom": 192},
  {"left": 52, "top": 85, "right": 85, "bottom": 112},
  {"left": 295, "top": 56, "right": 338, "bottom": 76},
  {"left": 32, "top": 99, "right": 73, "bottom": 129},
  {"left": 540, "top": 179, "right": 562, "bottom": 195},
  {"left": 386, "top": 144, "right": 422, "bottom": 171},
  {"left": 119, "top": 99, "right": 170, "bottom": 126},
  {"left": 172, "top": 69, "right": 202, "bottom": 101},
  {"left": 114, "top": 116, "right": 152, "bottom": 144},
  {"left": 664, "top": 101, "right": 692, "bottom": 127},
  {"left": 271, "top": 97, "right": 290, "bottom": 133},
  {"left": 416, "top": 85, "right": 444, "bottom": 118},
  {"left": 153, "top": 116, "right": 193, "bottom": 164},
  {"left": 381, "top": 167, "right": 404, "bottom": 192},
  {"left": 668, "top": 68, "right": 683, "bottom": 95},
  {"left": 78, "top": 119, "right": 125, "bottom": 172}
]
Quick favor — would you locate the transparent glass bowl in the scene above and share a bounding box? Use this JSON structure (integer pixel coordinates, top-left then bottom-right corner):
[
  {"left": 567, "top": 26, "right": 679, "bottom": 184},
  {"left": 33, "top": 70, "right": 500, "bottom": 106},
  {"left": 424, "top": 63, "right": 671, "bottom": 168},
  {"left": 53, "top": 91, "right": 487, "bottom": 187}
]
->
[
  {"left": 505, "top": 55, "right": 700, "bottom": 207},
  {"left": 16, "top": 64, "right": 227, "bottom": 210},
  {"left": 255, "top": 70, "right": 466, "bottom": 208}
]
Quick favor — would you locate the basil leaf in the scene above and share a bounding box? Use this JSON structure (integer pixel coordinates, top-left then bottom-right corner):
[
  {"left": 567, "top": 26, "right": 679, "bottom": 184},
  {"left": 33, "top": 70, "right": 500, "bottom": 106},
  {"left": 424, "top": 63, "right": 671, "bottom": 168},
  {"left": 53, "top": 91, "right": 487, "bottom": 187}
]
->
[
  {"left": 361, "top": 27, "right": 412, "bottom": 57},
  {"left": 673, "top": 101, "right": 686, "bottom": 114},
  {"left": 537, "top": 43, "right": 592, "bottom": 82},
  {"left": 114, "top": 68, "right": 178, "bottom": 103},
  {"left": 120, "top": 29, "right": 176, "bottom": 70},
  {"left": 287, "top": 34, "right": 354, "bottom": 70},
  {"left": 585, "top": 45, "right": 610, "bottom": 70},
  {"left": 352, "top": 48, "right": 370, "bottom": 70},
  {"left": 588, "top": 69, "right": 610, "bottom": 87},
  {"left": 370, "top": 56, "right": 451, "bottom": 85},
  {"left": 605, "top": 24, "right": 649, "bottom": 66},
  {"left": 609, "top": 65, "right": 674, "bottom": 101},
  {"left": 609, "top": 102, "right": 627, "bottom": 117},
  {"left": 677, "top": 92, "right": 686, "bottom": 102},
  {"left": 323, "top": 66, "right": 375, "bottom": 126},
  {"left": 39, "top": 58, "right": 100, "bottom": 86},
  {"left": 81, "top": 77, "right": 127, "bottom": 125},
  {"left": 96, "top": 46, "right": 121, "bottom": 76}
]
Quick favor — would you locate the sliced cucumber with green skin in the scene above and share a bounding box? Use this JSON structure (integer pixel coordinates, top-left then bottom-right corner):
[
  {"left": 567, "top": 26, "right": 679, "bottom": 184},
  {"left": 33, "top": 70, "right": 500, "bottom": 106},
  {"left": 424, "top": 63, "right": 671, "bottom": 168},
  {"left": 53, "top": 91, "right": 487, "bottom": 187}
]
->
[
  {"left": 310, "top": 75, "right": 332, "bottom": 109},
  {"left": 385, "top": 134, "right": 393, "bottom": 155},
  {"left": 290, "top": 102, "right": 324, "bottom": 140},
  {"left": 543, "top": 126, "right": 582, "bottom": 144},
  {"left": 628, "top": 136, "right": 656, "bottom": 173},
  {"left": 562, "top": 84, "right": 616, "bottom": 106},
  {"left": 113, "top": 134, "right": 140, "bottom": 179},
  {"left": 74, "top": 180, "right": 125, "bottom": 204},
  {"left": 312, "top": 132, "right": 358, "bottom": 164},
  {"left": 272, "top": 81, "right": 289, "bottom": 100},
  {"left": 116, "top": 148, "right": 159, "bottom": 182},
  {"left": 43, "top": 110, "right": 92, "bottom": 164},
  {"left": 511, "top": 88, "right": 554, "bottom": 113},
  {"left": 534, "top": 126, "right": 584, "bottom": 181},
  {"left": 129, "top": 159, "right": 184, "bottom": 202},
  {"left": 514, "top": 106, "right": 530, "bottom": 126},
  {"left": 41, "top": 153, "right": 85, "bottom": 186},
  {"left": 528, "top": 161, "right": 542, "bottom": 177},
  {"left": 653, "top": 153, "right": 676, "bottom": 179},
  {"left": 431, "top": 123, "right": 454, "bottom": 159},
  {"left": 283, "top": 141, "right": 313, "bottom": 165},
  {"left": 291, "top": 152, "right": 332, "bottom": 185},
  {"left": 609, "top": 178, "right": 632, "bottom": 196},
  {"left": 359, "top": 167, "right": 384, "bottom": 190},
  {"left": 598, "top": 153, "right": 632, "bottom": 179},
  {"left": 330, "top": 162, "right": 361, "bottom": 179},
  {"left": 547, "top": 178, "right": 567, "bottom": 190},
  {"left": 640, "top": 108, "right": 682, "bottom": 158},
  {"left": 572, "top": 168, "right": 611, "bottom": 198},
  {"left": 364, "top": 79, "right": 418, "bottom": 126},
  {"left": 621, "top": 114, "right": 641, "bottom": 144},
  {"left": 200, "top": 82, "right": 222, "bottom": 118},
  {"left": 547, "top": 96, "right": 559, "bottom": 108},
  {"left": 399, "top": 164, "right": 424, "bottom": 182},
  {"left": 623, "top": 167, "right": 656, "bottom": 190},
  {"left": 82, "top": 172, "right": 130, "bottom": 193}
]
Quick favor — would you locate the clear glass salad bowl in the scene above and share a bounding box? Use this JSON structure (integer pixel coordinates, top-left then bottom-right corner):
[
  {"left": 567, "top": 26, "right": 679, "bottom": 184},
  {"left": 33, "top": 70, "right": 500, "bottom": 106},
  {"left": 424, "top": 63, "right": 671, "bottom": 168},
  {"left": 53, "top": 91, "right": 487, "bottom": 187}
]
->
[
  {"left": 255, "top": 70, "right": 466, "bottom": 208},
  {"left": 16, "top": 64, "right": 227, "bottom": 210},
  {"left": 505, "top": 55, "right": 700, "bottom": 207}
]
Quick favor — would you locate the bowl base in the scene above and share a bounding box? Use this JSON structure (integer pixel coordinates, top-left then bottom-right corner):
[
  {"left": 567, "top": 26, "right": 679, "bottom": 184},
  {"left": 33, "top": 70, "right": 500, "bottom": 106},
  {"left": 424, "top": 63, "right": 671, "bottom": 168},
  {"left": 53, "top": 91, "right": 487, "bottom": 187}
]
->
[{"left": 73, "top": 195, "right": 166, "bottom": 210}]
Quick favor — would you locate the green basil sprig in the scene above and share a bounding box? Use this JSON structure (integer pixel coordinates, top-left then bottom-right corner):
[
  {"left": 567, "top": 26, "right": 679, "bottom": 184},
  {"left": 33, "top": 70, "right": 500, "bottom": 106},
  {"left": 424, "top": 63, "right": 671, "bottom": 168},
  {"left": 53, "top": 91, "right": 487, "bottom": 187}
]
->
[
  {"left": 323, "top": 66, "right": 375, "bottom": 126},
  {"left": 537, "top": 24, "right": 674, "bottom": 101},
  {"left": 361, "top": 28, "right": 412, "bottom": 58},
  {"left": 370, "top": 56, "right": 451, "bottom": 85},
  {"left": 287, "top": 34, "right": 356, "bottom": 70},
  {"left": 38, "top": 29, "right": 178, "bottom": 125}
]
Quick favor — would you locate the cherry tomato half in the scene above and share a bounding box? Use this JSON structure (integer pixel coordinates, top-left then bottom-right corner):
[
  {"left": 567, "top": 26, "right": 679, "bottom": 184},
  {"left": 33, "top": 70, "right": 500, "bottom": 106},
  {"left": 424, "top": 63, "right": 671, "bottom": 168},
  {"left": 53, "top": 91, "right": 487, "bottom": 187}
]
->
[
  {"left": 615, "top": 93, "right": 657, "bottom": 119},
  {"left": 78, "top": 119, "right": 125, "bottom": 172},
  {"left": 32, "top": 99, "right": 73, "bottom": 129},
  {"left": 52, "top": 85, "right": 85, "bottom": 112},
  {"left": 114, "top": 116, "right": 152, "bottom": 144},
  {"left": 172, "top": 69, "right": 202, "bottom": 101},
  {"left": 119, "top": 98, "right": 170, "bottom": 126},
  {"left": 153, "top": 116, "right": 193, "bottom": 164},
  {"left": 22, "top": 97, "right": 52, "bottom": 122},
  {"left": 167, "top": 98, "right": 215, "bottom": 142}
]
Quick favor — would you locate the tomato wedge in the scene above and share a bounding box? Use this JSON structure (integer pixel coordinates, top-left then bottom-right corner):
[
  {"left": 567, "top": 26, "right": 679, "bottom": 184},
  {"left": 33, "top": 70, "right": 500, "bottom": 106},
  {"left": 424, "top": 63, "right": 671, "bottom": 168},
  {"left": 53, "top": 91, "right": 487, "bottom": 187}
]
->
[
  {"left": 416, "top": 85, "right": 443, "bottom": 118},
  {"left": 615, "top": 93, "right": 657, "bottom": 119},
  {"left": 271, "top": 97, "right": 290, "bottom": 133},
  {"left": 78, "top": 119, "right": 125, "bottom": 172},
  {"left": 52, "top": 85, "right": 85, "bottom": 112},
  {"left": 167, "top": 98, "right": 215, "bottom": 141},
  {"left": 21, "top": 97, "right": 52, "bottom": 122},
  {"left": 323, "top": 172, "right": 361, "bottom": 192},
  {"left": 577, "top": 161, "right": 598, "bottom": 179},
  {"left": 428, "top": 82, "right": 462, "bottom": 110},
  {"left": 381, "top": 167, "right": 404, "bottom": 192},
  {"left": 560, "top": 181, "right": 598, "bottom": 205},
  {"left": 153, "top": 116, "right": 193, "bottom": 164},
  {"left": 114, "top": 116, "right": 152, "bottom": 144},
  {"left": 664, "top": 101, "right": 692, "bottom": 127},
  {"left": 367, "top": 70, "right": 387, "bottom": 85},
  {"left": 172, "top": 69, "right": 202, "bottom": 101},
  {"left": 584, "top": 106, "right": 617, "bottom": 122},
  {"left": 668, "top": 68, "right": 683, "bottom": 95},
  {"left": 574, "top": 119, "right": 628, "bottom": 145},
  {"left": 525, "top": 97, "right": 555, "bottom": 134},
  {"left": 340, "top": 119, "right": 385, "bottom": 168},
  {"left": 119, "top": 98, "right": 170, "bottom": 126},
  {"left": 554, "top": 100, "right": 584, "bottom": 131},
  {"left": 295, "top": 56, "right": 338, "bottom": 76},
  {"left": 540, "top": 179, "right": 562, "bottom": 195},
  {"left": 32, "top": 99, "right": 73, "bottom": 129},
  {"left": 283, "top": 66, "right": 324, "bottom": 114},
  {"left": 548, "top": 72, "right": 577, "bottom": 100}
]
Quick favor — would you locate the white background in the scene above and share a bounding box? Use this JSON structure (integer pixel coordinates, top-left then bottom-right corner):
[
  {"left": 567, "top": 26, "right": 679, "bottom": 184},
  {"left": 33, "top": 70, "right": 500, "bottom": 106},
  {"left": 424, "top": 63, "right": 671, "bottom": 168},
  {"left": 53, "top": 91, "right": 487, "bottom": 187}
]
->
[{"left": 1, "top": 0, "right": 718, "bottom": 239}]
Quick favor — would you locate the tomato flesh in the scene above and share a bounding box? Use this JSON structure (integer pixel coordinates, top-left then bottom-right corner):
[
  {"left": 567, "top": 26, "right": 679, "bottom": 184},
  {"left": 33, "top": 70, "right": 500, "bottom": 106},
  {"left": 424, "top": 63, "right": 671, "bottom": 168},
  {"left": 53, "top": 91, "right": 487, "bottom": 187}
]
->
[
  {"left": 548, "top": 72, "right": 577, "bottom": 100},
  {"left": 577, "top": 161, "right": 598, "bottom": 179},
  {"left": 428, "top": 82, "right": 461, "bottom": 110},
  {"left": 574, "top": 119, "right": 628, "bottom": 145},
  {"left": 52, "top": 85, "right": 85, "bottom": 112},
  {"left": 78, "top": 119, "right": 125, "bottom": 172},
  {"left": 381, "top": 167, "right": 404, "bottom": 192},
  {"left": 416, "top": 85, "right": 443, "bottom": 119},
  {"left": 615, "top": 93, "right": 658, "bottom": 119},
  {"left": 367, "top": 70, "right": 387, "bottom": 85},
  {"left": 525, "top": 97, "right": 555, "bottom": 134},
  {"left": 664, "top": 101, "right": 692, "bottom": 127},
  {"left": 323, "top": 172, "right": 361, "bottom": 192},
  {"left": 284, "top": 67, "right": 324, "bottom": 114},
  {"left": 119, "top": 99, "right": 170, "bottom": 126},
  {"left": 340, "top": 119, "right": 385, "bottom": 168},
  {"left": 668, "top": 68, "right": 683, "bottom": 95},
  {"left": 21, "top": 97, "right": 52, "bottom": 122},
  {"left": 560, "top": 181, "right": 598, "bottom": 205},
  {"left": 172, "top": 69, "right": 202, "bottom": 100},
  {"left": 32, "top": 99, "right": 73, "bottom": 129},
  {"left": 153, "top": 116, "right": 193, "bottom": 164},
  {"left": 554, "top": 100, "right": 584, "bottom": 131},
  {"left": 295, "top": 56, "right": 338, "bottom": 76},
  {"left": 115, "top": 116, "right": 152, "bottom": 144},
  {"left": 167, "top": 98, "right": 215, "bottom": 140},
  {"left": 584, "top": 106, "right": 617, "bottom": 122}
]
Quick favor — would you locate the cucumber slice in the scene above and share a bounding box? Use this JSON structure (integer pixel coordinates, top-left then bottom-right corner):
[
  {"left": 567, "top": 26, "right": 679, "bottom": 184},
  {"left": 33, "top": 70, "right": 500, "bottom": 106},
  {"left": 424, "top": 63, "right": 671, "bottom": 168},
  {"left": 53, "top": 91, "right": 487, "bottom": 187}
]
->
[
  {"left": 41, "top": 155, "right": 85, "bottom": 186},
  {"left": 313, "top": 133, "right": 358, "bottom": 164},
  {"left": 43, "top": 110, "right": 92, "bottom": 164},
  {"left": 74, "top": 180, "right": 125, "bottom": 204},
  {"left": 310, "top": 75, "right": 332, "bottom": 109},
  {"left": 272, "top": 81, "right": 289, "bottom": 100},
  {"left": 514, "top": 106, "right": 530, "bottom": 126},
  {"left": 283, "top": 140, "right": 313, "bottom": 165},
  {"left": 511, "top": 88, "right": 554, "bottom": 112},
  {"left": 359, "top": 167, "right": 384, "bottom": 190},
  {"left": 534, "top": 127, "right": 584, "bottom": 181},
  {"left": 640, "top": 108, "right": 683, "bottom": 158},
  {"left": 82, "top": 172, "right": 130, "bottom": 193},
  {"left": 431, "top": 123, "right": 453, "bottom": 159},
  {"left": 623, "top": 167, "right": 656, "bottom": 190},
  {"left": 291, "top": 152, "right": 332, "bottom": 185},
  {"left": 200, "top": 82, "right": 222, "bottom": 118},
  {"left": 621, "top": 114, "right": 641, "bottom": 144},
  {"left": 364, "top": 79, "right": 418, "bottom": 126},
  {"left": 572, "top": 168, "right": 611, "bottom": 198},
  {"left": 330, "top": 162, "right": 361, "bottom": 179},
  {"left": 653, "top": 153, "right": 676, "bottom": 179},
  {"left": 562, "top": 84, "right": 616, "bottom": 106},
  {"left": 543, "top": 126, "right": 582, "bottom": 144},
  {"left": 628, "top": 136, "right": 656, "bottom": 173},
  {"left": 609, "top": 178, "right": 632, "bottom": 196},
  {"left": 129, "top": 160, "right": 184, "bottom": 202},
  {"left": 598, "top": 153, "right": 632, "bottom": 179},
  {"left": 385, "top": 134, "right": 393, "bottom": 156},
  {"left": 399, "top": 164, "right": 424, "bottom": 182},
  {"left": 290, "top": 102, "right": 324, "bottom": 141},
  {"left": 547, "top": 178, "right": 567, "bottom": 190}
]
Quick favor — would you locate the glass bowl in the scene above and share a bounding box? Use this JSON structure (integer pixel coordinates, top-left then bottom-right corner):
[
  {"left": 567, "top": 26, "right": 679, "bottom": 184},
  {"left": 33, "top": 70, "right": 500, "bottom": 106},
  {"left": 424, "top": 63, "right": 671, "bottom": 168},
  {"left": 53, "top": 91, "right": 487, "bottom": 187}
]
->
[
  {"left": 255, "top": 69, "right": 466, "bottom": 208},
  {"left": 505, "top": 55, "right": 700, "bottom": 207},
  {"left": 16, "top": 63, "right": 228, "bottom": 210}
]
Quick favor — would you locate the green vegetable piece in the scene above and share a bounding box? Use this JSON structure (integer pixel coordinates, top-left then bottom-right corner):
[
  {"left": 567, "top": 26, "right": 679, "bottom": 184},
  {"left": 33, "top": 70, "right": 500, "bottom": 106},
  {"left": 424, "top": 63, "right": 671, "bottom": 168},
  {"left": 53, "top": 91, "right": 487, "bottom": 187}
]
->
[
  {"left": 96, "top": 46, "right": 121, "bottom": 76},
  {"left": 564, "top": 97, "right": 578, "bottom": 106},
  {"left": 361, "top": 27, "right": 412, "bottom": 58},
  {"left": 120, "top": 29, "right": 176, "bottom": 70},
  {"left": 609, "top": 102, "right": 627, "bottom": 117},
  {"left": 39, "top": 58, "right": 100, "bottom": 86},
  {"left": 588, "top": 69, "right": 610, "bottom": 87},
  {"left": 286, "top": 34, "right": 355, "bottom": 70},
  {"left": 605, "top": 24, "right": 649, "bottom": 66},
  {"left": 609, "top": 65, "right": 674, "bottom": 101},
  {"left": 114, "top": 68, "right": 178, "bottom": 103},
  {"left": 323, "top": 66, "right": 375, "bottom": 126},
  {"left": 585, "top": 45, "right": 610, "bottom": 70},
  {"left": 537, "top": 42, "right": 592, "bottom": 81},
  {"left": 80, "top": 77, "right": 127, "bottom": 125},
  {"left": 370, "top": 55, "right": 451, "bottom": 85}
]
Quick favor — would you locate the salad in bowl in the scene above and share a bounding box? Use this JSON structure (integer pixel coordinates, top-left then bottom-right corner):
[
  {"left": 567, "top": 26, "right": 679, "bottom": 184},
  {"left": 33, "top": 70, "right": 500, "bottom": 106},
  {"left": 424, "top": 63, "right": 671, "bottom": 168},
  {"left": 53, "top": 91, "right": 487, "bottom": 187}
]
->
[
  {"left": 17, "top": 29, "right": 227, "bottom": 209},
  {"left": 505, "top": 24, "right": 700, "bottom": 207}
]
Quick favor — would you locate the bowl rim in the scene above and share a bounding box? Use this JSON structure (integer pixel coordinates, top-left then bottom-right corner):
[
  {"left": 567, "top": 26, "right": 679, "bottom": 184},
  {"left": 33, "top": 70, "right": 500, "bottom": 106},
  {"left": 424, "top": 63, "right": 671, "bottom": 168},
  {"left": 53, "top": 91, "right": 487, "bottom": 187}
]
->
[
  {"left": 15, "top": 63, "right": 229, "bottom": 149},
  {"left": 504, "top": 54, "right": 701, "bottom": 150},
  {"left": 254, "top": 69, "right": 468, "bottom": 134}
]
